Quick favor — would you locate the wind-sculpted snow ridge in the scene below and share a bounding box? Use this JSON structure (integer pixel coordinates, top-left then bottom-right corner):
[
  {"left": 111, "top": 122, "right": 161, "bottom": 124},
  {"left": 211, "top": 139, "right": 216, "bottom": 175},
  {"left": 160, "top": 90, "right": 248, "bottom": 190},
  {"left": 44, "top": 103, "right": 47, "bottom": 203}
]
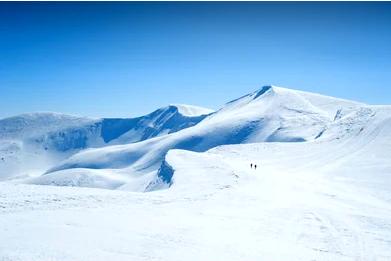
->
[
  {"left": 168, "top": 104, "right": 214, "bottom": 117},
  {"left": 38, "top": 85, "right": 381, "bottom": 191},
  {"left": 145, "top": 158, "right": 174, "bottom": 191},
  {"left": 146, "top": 149, "right": 240, "bottom": 193},
  {"left": 0, "top": 105, "right": 212, "bottom": 179}
]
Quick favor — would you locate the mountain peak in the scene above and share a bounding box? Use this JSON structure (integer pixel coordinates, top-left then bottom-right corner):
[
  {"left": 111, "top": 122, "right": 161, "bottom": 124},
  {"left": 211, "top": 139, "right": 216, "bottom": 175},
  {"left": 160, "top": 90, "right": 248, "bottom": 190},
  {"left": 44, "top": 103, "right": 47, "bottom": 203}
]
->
[
  {"left": 167, "top": 104, "right": 213, "bottom": 117},
  {"left": 253, "top": 85, "right": 275, "bottom": 99}
]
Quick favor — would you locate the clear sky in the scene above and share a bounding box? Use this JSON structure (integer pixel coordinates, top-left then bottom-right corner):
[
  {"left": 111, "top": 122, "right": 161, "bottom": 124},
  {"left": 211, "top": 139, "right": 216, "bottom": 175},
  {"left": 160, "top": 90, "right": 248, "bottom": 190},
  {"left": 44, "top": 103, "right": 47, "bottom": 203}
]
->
[{"left": 1, "top": 2, "right": 390, "bottom": 118}]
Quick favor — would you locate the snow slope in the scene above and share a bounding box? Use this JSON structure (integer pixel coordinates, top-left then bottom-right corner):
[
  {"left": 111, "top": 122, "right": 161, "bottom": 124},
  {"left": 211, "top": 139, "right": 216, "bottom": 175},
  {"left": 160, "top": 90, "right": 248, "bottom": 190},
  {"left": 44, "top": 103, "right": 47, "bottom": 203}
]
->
[
  {"left": 1, "top": 85, "right": 391, "bottom": 260},
  {"left": 43, "top": 86, "right": 366, "bottom": 190},
  {"left": 0, "top": 105, "right": 212, "bottom": 179},
  {"left": 0, "top": 105, "right": 390, "bottom": 260}
]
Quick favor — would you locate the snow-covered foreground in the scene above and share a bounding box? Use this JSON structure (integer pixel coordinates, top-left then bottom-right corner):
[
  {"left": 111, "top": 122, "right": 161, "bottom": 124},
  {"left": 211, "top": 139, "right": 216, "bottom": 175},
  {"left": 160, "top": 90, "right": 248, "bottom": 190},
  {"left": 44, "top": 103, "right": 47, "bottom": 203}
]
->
[{"left": 1, "top": 118, "right": 391, "bottom": 260}]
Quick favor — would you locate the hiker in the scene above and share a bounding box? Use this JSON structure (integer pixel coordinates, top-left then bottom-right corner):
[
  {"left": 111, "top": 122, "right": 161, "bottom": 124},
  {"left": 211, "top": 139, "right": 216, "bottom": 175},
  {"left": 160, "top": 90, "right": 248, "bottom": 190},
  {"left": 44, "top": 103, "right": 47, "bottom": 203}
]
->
[
  {"left": 254, "top": 164, "right": 257, "bottom": 170},
  {"left": 250, "top": 163, "right": 253, "bottom": 169}
]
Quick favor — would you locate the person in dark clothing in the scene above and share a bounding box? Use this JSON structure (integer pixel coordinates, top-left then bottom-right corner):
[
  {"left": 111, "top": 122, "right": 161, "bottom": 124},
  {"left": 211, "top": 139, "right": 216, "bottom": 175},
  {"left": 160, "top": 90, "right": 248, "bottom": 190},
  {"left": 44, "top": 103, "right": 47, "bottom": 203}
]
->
[
  {"left": 254, "top": 164, "right": 257, "bottom": 170},
  {"left": 250, "top": 163, "right": 253, "bottom": 169}
]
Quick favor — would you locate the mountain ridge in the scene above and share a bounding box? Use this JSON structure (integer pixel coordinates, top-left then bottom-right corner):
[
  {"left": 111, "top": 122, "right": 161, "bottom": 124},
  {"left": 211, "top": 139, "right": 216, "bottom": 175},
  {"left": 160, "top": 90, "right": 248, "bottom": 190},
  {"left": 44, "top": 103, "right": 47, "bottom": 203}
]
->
[
  {"left": 0, "top": 103, "right": 213, "bottom": 179},
  {"left": 36, "top": 85, "right": 384, "bottom": 191},
  {"left": 1, "top": 85, "right": 388, "bottom": 191}
]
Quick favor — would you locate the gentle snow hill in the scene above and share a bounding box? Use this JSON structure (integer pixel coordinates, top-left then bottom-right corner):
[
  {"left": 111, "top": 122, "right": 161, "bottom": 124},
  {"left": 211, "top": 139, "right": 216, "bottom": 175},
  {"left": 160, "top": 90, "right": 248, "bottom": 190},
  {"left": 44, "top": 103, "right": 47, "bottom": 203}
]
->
[
  {"left": 42, "top": 86, "right": 372, "bottom": 190},
  {"left": 0, "top": 105, "right": 212, "bottom": 179}
]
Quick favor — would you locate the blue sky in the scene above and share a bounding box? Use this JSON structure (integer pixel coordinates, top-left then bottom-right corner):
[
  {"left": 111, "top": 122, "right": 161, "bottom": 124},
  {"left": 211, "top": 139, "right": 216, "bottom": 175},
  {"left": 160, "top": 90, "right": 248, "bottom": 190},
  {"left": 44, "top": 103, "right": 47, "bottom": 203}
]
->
[{"left": 1, "top": 2, "right": 390, "bottom": 118}]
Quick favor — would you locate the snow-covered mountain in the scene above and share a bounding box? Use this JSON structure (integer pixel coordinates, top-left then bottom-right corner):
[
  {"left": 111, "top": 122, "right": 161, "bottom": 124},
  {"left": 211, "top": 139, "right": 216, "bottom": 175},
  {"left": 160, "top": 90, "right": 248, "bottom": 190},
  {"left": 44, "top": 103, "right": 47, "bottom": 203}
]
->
[
  {"left": 103, "top": 104, "right": 213, "bottom": 145},
  {"left": 2, "top": 85, "right": 391, "bottom": 261},
  {"left": 0, "top": 104, "right": 212, "bottom": 179},
  {"left": 28, "top": 85, "right": 385, "bottom": 191}
]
